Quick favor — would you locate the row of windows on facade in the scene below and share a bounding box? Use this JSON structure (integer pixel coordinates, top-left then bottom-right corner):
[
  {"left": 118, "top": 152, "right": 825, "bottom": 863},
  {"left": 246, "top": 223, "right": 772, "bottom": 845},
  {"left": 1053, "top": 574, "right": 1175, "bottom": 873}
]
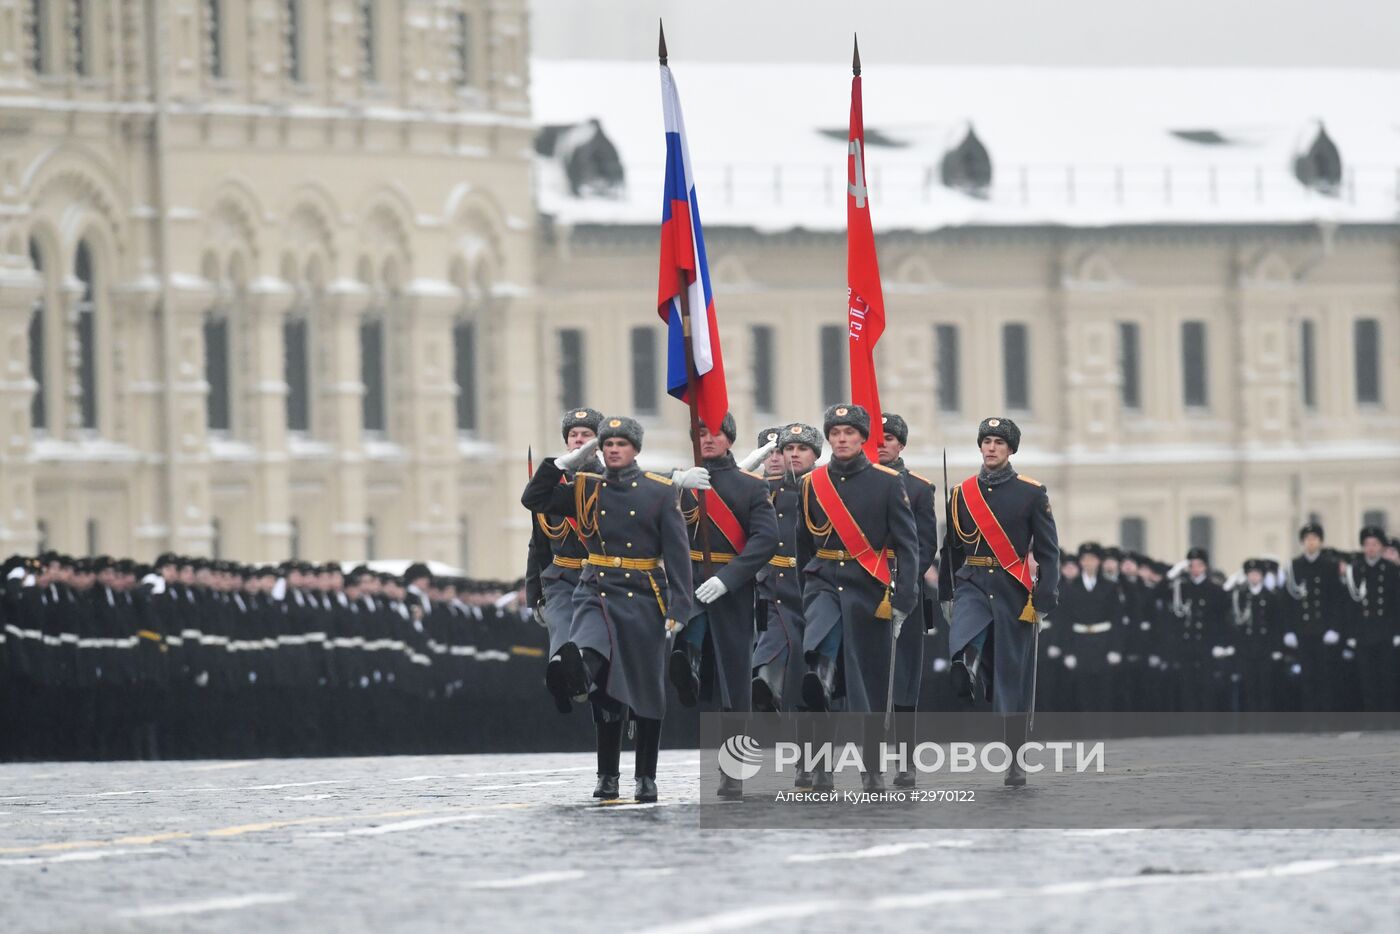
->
[
  {"left": 28, "top": 1, "right": 478, "bottom": 90},
  {"left": 557, "top": 318, "right": 1387, "bottom": 421},
  {"left": 27, "top": 238, "right": 480, "bottom": 438},
  {"left": 37, "top": 514, "right": 476, "bottom": 569}
]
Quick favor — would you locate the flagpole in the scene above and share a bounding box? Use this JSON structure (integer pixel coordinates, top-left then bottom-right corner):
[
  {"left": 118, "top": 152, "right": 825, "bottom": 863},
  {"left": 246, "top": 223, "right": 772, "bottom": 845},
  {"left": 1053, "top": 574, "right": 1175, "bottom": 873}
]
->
[{"left": 661, "top": 20, "right": 714, "bottom": 578}]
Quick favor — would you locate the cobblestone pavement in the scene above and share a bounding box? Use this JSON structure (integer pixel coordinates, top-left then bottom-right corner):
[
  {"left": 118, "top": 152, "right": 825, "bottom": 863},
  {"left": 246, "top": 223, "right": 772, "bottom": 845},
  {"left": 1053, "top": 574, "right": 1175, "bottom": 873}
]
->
[{"left": 2, "top": 746, "right": 1399, "bottom": 933}]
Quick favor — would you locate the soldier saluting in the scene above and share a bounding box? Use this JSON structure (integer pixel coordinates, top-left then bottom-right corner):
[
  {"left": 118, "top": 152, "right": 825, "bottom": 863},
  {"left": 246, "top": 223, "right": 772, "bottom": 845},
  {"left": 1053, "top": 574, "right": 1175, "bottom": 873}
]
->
[
  {"left": 525, "top": 407, "right": 604, "bottom": 713},
  {"left": 795, "top": 403, "right": 919, "bottom": 792},
  {"left": 521, "top": 416, "right": 693, "bottom": 803},
  {"left": 938, "top": 417, "right": 1060, "bottom": 786}
]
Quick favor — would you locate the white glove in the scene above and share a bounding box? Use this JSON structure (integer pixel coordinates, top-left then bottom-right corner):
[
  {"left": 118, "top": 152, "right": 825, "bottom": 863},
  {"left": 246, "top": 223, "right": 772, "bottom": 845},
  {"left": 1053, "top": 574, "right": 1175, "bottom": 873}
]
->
[
  {"left": 1283, "top": 632, "right": 1298, "bottom": 649},
  {"left": 695, "top": 577, "right": 728, "bottom": 604},
  {"left": 1148, "top": 654, "right": 1162, "bottom": 668},
  {"left": 1211, "top": 646, "right": 1227, "bottom": 659},
  {"left": 1035, "top": 611, "right": 1048, "bottom": 625},
  {"left": 556, "top": 437, "right": 599, "bottom": 471},
  {"left": 932, "top": 657, "right": 949, "bottom": 673},
  {"left": 1046, "top": 645, "right": 1062, "bottom": 659},
  {"left": 665, "top": 618, "right": 686, "bottom": 634},
  {"left": 1271, "top": 651, "right": 1283, "bottom": 661},
  {"left": 892, "top": 609, "right": 908, "bottom": 640},
  {"left": 673, "top": 466, "right": 712, "bottom": 490},
  {"left": 1290, "top": 663, "right": 1302, "bottom": 675},
  {"left": 1393, "top": 635, "right": 1400, "bottom": 648},
  {"left": 1107, "top": 651, "right": 1122, "bottom": 666},
  {"left": 1345, "top": 637, "right": 1357, "bottom": 649},
  {"left": 1323, "top": 629, "right": 1340, "bottom": 645},
  {"left": 194, "top": 671, "right": 209, "bottom": 688},
  {"left": 940, "top": 601, "right": 953, "bottom": 622},
  {"left": 248, "top": 671, "right": 257, "bottom": 684},
  {"left": 738, "top": 439, "right": 778, "bottom": 473},
  {"left": 1063, "top": 654, "right": 1078, "bottom": 670}
]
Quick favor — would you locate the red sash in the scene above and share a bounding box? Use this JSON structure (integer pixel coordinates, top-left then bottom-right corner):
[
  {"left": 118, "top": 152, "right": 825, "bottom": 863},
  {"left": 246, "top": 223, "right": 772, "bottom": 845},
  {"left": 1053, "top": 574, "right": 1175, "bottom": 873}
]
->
[
  {"left": 809, "top": 466, "right": 891, "bottom": 586},
  {"left": 958, "top": 477, "right": 1034, "bottom": 593},
  {"left": 698, "top": 489, "right": 748, "bottom": 554}
]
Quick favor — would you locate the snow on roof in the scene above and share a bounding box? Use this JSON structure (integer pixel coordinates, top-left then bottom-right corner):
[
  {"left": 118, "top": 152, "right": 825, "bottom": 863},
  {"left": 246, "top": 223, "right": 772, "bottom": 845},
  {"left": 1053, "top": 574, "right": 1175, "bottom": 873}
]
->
[{"left": 531, "top": 60, "right": 1400, "bottom": 231}]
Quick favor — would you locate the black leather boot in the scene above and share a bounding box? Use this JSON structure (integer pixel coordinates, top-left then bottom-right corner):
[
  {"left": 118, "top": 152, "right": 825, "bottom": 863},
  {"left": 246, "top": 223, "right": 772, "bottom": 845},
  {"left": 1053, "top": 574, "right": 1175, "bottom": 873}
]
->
[
  {"left": 549, "top": 641, "right": 594, "bottom": 703},
  {"left": 633, "top": 716, "right": 662, "bottom": 802},
  {"left": 892, "top": 704, "right": 917, "bottom": 788},
  {"left": 668, "top": 640, "right": 702, "bottom": 708},
  {"left": 751, "top": 663, "right": 781, "bottom": 712},
  {"left": 1003, "top": 713, "right": 1028, "bottom": 787},
  {"left": 951, "top": 642, "right": 982, "bottom": 700},
  {"left": 801, "top": 655, "right": 837, "bottom": 712},
  {"left": 592, "top": 718, "right": 622, "bottom": 800}
]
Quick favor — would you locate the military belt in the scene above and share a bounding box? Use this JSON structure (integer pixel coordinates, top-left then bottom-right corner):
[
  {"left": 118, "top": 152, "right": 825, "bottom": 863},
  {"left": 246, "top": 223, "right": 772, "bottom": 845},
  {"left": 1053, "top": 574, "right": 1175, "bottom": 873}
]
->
[
  {"left": 552, "top": 556, "right": 585, "bottom": 570},
  {"left": 965, "top": 555, "right": 1001, "bottom": 568},
  {"left": 1071, "top": 621, "right": 1114, "bottom": 635},
  {"left": 815, "top": 547, "right": 889, "bottom": 563},
  {"left": 690, "top": 550, "right": 738, "bottom": 564},
  {"left": 767, "top": 555, "right": 798, "bottom": 569},
  {"left": 587, "top": 554, "right": 661, "bottom": 571}
]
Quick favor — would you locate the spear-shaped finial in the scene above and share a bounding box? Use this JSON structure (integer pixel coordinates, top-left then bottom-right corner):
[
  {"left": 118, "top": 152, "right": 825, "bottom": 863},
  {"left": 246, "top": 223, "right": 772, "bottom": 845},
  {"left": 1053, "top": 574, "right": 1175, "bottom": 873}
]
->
[
  {"left": 659, "top": 19, "right": 668, "bottom": 65},
  {"left": 852, "top": 33, "right": 861, "bottom": 76}
]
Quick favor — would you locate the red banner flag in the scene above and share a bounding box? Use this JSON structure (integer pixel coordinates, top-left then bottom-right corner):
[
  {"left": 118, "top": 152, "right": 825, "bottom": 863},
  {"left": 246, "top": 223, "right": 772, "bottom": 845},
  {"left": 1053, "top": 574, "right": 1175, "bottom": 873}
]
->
[{"left": 846, "top": 47, "right": 886, "bottom": 461}]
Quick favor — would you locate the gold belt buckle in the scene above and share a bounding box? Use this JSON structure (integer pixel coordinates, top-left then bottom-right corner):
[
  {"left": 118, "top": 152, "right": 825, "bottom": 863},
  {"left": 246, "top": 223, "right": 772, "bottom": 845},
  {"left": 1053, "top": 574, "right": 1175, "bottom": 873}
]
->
[{"left": 612, "top": 557, "right": 622, "bottom": 568}]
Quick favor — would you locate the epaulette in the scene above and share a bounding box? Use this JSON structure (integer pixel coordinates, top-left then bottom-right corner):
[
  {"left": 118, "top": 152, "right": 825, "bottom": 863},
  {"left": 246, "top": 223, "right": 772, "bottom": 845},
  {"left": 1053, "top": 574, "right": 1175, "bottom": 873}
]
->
[
  {"left": 1018, "top": 475, "right": 1043, "bottom": 487},
  {"left": 576, "top": 471, "right": 602, "bottom": 480},
  {"left": 644, "top": 471, "right": 673, "bottom": 486},
  {"left": 873, "top": 463, "right": 900, "bottom": 476},
  {"left": 744, "top": 469, "right": 765, "bottom": 480},
  {"left": 910, "top": 471, "right": 934, "bottom": 486}
]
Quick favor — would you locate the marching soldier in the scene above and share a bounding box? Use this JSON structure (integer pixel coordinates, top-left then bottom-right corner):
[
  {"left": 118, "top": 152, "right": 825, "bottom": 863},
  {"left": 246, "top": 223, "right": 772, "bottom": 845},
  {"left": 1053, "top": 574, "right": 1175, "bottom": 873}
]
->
[
  {"left": 876, "top": 412, "right": 938, "bottom": 788},
  {"left": 670, "top": 413, "right": 779, "bottom": 734},
  {"left": 752, "top": 423, "right": 821, "bottom": 717},
  {"left": 1345, "top": 526, "right": 1399, "bottom": 711},
  {"left": 938, "top": 416, "right": 1060, "bottom": 786},
  {"left": 525, "top": 407, "right": 603, "bottom": 713},
  {"left": 522, "top": 416, "right": 693, "bottom": 803},
  {"left": 795, "top": 403, "right": 919, "bottom": 792},
  {"left": 1287, "top": 522, "right": 1348, "bottom": 711}
]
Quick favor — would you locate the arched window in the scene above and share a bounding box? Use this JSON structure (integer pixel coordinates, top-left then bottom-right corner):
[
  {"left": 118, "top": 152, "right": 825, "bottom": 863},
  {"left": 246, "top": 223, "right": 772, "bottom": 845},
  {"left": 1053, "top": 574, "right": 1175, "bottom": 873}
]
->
[
  {"left": 453, "top": 313, "right": 478, "bottom": 433},
  {"left": 360, "top": 304, "right": 387, "bottom": 434},
  {"left": 28, "top": 239, "right": 46, "bottom": 430},
  {"left": 359, "top": 0, "right": 377, "bottom": 83},
  {"left": 204, "top": 303, "right": 232, "bottom": 432},
  {"left": 284, "top": 300, "right": 311, "bottom": 433},
  {"left": 73, "top": 240, "right": 98, "bottom": 431}
]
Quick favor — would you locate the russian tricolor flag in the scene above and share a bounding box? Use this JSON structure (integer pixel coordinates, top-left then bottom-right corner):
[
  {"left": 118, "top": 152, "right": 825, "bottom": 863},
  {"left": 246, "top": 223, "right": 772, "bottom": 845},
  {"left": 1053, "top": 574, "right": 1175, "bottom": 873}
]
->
[{"left": 657, "top": 62, "right": 728, "bottom": 435}]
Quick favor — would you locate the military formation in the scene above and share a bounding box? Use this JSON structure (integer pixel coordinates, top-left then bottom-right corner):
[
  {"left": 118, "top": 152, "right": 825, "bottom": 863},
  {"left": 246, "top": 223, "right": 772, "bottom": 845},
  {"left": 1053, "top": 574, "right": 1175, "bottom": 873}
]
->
[
  {"left": 1043, "top": 524, "right": 1400, "bottom": 715},
  {"left": 1, "top": 556, "right": 547, "bottom": 760},
  {"left": 527, "top": 404, "right": 1399, "bottom": 801}
]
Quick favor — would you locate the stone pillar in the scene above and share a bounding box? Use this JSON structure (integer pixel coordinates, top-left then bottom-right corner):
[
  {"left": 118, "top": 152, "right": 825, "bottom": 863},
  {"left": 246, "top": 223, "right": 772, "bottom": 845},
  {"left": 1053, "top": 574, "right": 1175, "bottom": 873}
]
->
[
  {"left": 484, "top": 284, "right": 538, "bottom": 577},
  {"left": 0, "top": 252, "right": 43, "bottom": 553},
  {"left": 396, "top": 282, "right": 459, "bottom": 562},
  {"left": 164, "top": 282, "right": 217, "bottom": 555},
  {"left": 319, "top": 280, "right": 369, "bottom": 559},
  {"left": 244, "top": 278, "right": 294, "bottom": 561}
]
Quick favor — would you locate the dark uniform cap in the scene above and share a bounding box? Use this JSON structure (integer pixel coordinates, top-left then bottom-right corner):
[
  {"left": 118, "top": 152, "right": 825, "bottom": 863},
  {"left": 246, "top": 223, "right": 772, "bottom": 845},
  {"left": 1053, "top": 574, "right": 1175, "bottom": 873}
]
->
[
  {"left": 1265, "top": 559, "right": 1280, "bottom": 573},
  {"left": 1186, "top": 547, "right": 1210, "bottom": 564},
  {"left": 1298, "top": 522, "right": 1325, "bottom": 541},
  {"left": 1390, "top": 537, "right": 1400, "bottom": 552},
  {"left": 1103, "top": 546, "right": 1123, "bottom": 561},
  {"left": 1359, "top": 525, "right": 1386, "bottom": 545},
  {"left": 599, "top": 415, "right": 644, "bottom": 451},
  {"left": 977, "top": 416, "right": 1021, "bottom": 453},
  {"left": 403, "top": 562, "right": 433, "bottom": 587},
  {"left": 1244, "top": 558, "right": 1265, "bottom": 573},
  {"left": 1077, "top": 541, "right": 1105, "bottom": 560},
  {"left": 698, "top": 412, "right": 737, "bottom": 444},
  {"left": 560, "top": 407, "right": 604, "bottom": 442},
  {"left": 757, "top": 426, "right": 783, "bottom": 449},
  {"left": 781, "top": 422, "right": 823, "bottom": 455},
  {"left": 880, "top": 412, "right": 909, "bottom": 446},
  {"left": 823, "top": 403, "right": 871, "bottom": 440}
]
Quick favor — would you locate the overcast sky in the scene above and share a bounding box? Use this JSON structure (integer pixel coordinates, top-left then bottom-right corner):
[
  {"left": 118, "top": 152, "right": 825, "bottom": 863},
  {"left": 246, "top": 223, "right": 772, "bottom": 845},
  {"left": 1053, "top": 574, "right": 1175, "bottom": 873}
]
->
[{"left": 531, "top": 0, "right": 1400, "bottom": 69}]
